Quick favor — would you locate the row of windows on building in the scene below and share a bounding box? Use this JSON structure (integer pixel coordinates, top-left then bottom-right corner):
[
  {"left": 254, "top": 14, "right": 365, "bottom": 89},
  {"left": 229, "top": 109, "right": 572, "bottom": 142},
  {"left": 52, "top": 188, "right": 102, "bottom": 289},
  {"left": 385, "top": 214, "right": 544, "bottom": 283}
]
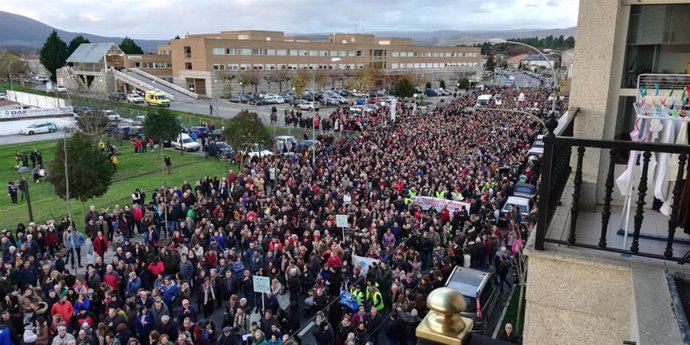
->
[
  {"left": 134, "top": 62, "right": 173, "bottom": 69},
  {"left": 207, "top": 62, "right": 479, "bottom": 71},
  {"left": 209, "top": 47, "right": 478, "bottom": 58}
]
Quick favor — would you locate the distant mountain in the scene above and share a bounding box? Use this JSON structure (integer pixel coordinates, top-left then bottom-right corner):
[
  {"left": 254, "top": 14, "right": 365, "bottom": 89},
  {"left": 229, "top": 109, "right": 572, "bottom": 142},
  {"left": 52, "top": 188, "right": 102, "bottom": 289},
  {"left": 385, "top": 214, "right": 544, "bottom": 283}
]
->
[
  {"left": 377, "top": 27, "right": 578, "bottom": 46},
  {"left": 0, "top": 10, "right": 576, "bottom": 54},
  {"left": 0, "top": 11, "right": 167, "bottom": 53},
  {"left": 292, "top": 27, "right": 577, "bottom": 46}
]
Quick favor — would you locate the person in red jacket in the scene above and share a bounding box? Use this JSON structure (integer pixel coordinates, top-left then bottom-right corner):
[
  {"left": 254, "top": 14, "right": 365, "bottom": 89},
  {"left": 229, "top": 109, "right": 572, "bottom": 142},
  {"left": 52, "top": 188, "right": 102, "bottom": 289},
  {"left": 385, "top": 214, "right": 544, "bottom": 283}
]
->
[
  {"left": 50, "top": 295, "right": 74, "bottom": 325},
  {"left": 148, "top": 258, "right": 165, "bottom": 277},
  {"left": 103, "top": 265, "right": 121, "bottom": 292},
  {"left": 93, "top": 231, "right": 108, "bottom": 258},
  {"left": 133, "top": 204, "right": 144, "bottom": 234}
]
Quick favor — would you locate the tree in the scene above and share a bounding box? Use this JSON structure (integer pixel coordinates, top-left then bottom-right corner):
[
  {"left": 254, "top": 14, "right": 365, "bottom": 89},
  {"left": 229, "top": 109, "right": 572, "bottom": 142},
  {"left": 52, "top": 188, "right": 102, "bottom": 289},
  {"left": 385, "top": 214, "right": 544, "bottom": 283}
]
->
[
  {"left": 439, "top": 80, "right": 446, "bottom": 89},
  {"left": 223, "top": 110, "right": 273, "bottom": 158},
  {"left": 237, "top": 73, "right": 253, "bottom": 94},
  {"left": 485, "top": 55, "right": 496, "bottom": 72},
  {"left": 48, "top": 132, "right": 116, "bottom": 225},
  {"left": 143, "top": 108, "right": 182, "bottom": 150},
  {"left": 39, "top": 30, "right": 68, "bottom": 81},
  {"left": 119, "top": 36, "right": 143, "bottom": 54},
  {"left": 67, "top": 35, "right": 90, "bottom": 56},
  {"left": 291, "top": 70, "right": 310, "bottom": 98},
  {"left": 393, "top": 78, "right": 415, "bottom": 98},
  {"left": 458, "top": 78, "right": 470, "bottom": 90},
  {"left": 0, "top": 53, "right": 28, "bottom": 79},
  {"left": 74, "top": 100, "right": 111, "bottom": 138}
]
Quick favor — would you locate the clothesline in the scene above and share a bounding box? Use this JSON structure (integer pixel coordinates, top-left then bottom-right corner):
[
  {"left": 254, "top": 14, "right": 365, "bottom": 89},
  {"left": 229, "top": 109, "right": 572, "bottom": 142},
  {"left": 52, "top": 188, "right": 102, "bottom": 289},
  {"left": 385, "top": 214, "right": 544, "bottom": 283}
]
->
[{"left": 633, "top": 104, "right": 690, "bottom": 122}]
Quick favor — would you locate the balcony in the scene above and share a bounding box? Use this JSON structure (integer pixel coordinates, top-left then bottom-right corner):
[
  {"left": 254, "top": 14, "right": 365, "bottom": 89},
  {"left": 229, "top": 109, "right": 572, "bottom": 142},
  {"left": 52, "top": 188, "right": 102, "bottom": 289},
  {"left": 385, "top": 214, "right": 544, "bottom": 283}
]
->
[{"left": 523, "top": 112, "right": 690, "bottom": 345}]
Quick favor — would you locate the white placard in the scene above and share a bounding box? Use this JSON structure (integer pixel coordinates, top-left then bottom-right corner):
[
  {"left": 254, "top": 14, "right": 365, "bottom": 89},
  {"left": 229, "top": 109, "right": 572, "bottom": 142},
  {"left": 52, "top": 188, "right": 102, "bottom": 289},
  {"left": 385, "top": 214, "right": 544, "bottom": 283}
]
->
[
  {"left": 252, "top": 276, "right": 270, "bottom": 294},
  {"left": 335, "top": 214, "right": 348, "bottom": 228},
  {"left": 352, "top": 255, "right": 380, "bottom": 275}
]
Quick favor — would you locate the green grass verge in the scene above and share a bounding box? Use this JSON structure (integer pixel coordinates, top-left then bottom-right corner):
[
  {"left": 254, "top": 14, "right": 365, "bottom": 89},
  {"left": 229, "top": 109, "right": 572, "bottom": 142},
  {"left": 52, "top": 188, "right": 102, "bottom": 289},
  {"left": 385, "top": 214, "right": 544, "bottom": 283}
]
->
[
  {"left": 0, "top": 138, "right": 232, "bottom": 230},
  {"left": 502, "top": 285, "right": 526, "bottom": 334}
]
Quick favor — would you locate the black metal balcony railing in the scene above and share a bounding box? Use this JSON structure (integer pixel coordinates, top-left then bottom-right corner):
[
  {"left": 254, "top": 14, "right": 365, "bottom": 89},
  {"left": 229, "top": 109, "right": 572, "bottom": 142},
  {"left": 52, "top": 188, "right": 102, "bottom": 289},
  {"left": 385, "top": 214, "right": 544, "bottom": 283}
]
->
[{"left": 535, "top": 116, "right": 690, "bottom": 261}]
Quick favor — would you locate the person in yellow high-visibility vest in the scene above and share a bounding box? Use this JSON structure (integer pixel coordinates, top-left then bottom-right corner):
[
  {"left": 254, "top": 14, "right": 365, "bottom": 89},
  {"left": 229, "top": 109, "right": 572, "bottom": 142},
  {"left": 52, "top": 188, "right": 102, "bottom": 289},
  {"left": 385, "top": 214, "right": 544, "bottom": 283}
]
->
[
  {"left": 350, "top": 285, "right": 364, "bottom": 306},
  {"left": 110, "top": 155, "right": 118, "bottom": 171},
  {"left": 366, "top": 286, "right": 384, "bottom": 312}
]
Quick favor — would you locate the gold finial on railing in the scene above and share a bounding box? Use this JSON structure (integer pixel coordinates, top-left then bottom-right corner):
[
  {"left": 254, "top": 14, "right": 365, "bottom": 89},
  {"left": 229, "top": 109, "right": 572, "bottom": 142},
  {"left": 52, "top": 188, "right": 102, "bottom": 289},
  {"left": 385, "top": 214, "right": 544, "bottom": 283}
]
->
[{"left": 416, "top": 287, "right": 474, "bottom": 345}]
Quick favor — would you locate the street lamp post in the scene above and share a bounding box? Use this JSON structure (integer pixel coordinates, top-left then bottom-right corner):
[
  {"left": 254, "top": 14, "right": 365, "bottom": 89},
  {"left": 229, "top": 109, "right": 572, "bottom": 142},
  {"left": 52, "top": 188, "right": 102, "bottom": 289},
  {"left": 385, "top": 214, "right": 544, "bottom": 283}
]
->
[
  {"left": 489, "top": 38, "right": 559, "bottom": 133},
  {"left": 17, "top": 167, "right": 34, "bottom": 222}
]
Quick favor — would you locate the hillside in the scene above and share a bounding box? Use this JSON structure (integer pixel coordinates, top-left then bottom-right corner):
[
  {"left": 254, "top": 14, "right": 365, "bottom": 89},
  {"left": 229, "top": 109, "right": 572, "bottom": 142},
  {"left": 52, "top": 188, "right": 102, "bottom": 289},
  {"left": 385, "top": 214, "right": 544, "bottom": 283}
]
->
[
  {"left": 0, "top": 11, "right": 167, "bottom": 53},
  {"left": 0, "top": 10, "right": 576, "bottom": 53}
]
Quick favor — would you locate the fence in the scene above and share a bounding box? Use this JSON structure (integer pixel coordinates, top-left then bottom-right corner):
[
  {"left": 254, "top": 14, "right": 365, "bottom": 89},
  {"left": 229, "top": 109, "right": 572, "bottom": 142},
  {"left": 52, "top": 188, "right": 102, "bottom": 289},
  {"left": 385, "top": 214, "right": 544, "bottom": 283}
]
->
[{"left": 535, "top": 114, "right": 690, "bottom": 262}]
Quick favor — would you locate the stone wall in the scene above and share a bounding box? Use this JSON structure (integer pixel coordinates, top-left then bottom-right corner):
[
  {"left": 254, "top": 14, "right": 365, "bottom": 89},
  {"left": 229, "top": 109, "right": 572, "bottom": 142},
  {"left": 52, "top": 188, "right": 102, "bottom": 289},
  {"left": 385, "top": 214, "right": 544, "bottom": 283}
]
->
[{"left": 523, "top": 252, "right": 632, "bottom": 345}]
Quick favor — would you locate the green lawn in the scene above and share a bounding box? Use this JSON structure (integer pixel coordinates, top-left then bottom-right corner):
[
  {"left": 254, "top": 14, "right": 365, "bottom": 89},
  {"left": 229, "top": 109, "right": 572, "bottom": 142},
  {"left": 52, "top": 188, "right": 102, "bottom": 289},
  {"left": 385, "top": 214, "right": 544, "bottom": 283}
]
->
[{"left": 0, "top": 139, "right": 231, "bottom": 230}]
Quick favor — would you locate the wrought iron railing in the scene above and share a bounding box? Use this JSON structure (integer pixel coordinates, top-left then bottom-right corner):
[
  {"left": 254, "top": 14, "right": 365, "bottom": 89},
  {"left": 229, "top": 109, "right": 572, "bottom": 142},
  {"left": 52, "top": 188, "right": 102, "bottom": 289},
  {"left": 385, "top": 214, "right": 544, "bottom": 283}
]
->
[{"left": 535, "top": 116, "right": 690, "bottom": 261}]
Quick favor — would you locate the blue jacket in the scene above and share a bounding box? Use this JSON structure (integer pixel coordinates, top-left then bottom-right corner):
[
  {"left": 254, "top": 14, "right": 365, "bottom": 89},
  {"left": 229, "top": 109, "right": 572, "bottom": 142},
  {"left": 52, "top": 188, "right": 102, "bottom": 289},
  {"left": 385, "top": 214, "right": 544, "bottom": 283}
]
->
[
  {"left": 64, "top": 231, "right": 85, "bottom": 249},
  {"left": 134, "top": 311, "right": 154, "bottom": 336},
  {"left": 127, "top": 277, "right": 142, "bottom": 296},
  {"left": 161, "top": 282, "right": 179, "bottom": 304},
  {"left": 232, "top": 261, "right": 245, "bottom": 275}
]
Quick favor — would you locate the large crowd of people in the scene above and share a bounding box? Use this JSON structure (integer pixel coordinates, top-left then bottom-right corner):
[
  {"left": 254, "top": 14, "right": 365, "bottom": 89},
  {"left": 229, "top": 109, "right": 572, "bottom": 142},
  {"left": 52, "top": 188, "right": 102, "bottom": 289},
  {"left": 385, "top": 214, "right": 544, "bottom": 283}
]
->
[{"left": 0, "top": 85, "right": 555, "bottom": 345}]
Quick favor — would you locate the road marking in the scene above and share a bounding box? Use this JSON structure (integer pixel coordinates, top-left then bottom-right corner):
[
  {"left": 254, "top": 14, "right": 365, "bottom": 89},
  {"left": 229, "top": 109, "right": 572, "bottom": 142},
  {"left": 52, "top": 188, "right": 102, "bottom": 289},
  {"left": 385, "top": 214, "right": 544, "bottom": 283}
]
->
[
  {"left": 298, "top": 321, "right": 315, "bottom": 337},
  {"left": 492, "top": 285, "right": 516, "bottom": 338}
]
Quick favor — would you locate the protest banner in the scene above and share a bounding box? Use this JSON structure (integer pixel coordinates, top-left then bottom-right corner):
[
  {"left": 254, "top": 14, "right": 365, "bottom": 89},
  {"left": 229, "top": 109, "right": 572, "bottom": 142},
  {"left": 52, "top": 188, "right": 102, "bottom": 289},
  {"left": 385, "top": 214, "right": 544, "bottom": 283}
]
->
[{"left": 412, "top": 196, "right": 471, "bottom": 214}]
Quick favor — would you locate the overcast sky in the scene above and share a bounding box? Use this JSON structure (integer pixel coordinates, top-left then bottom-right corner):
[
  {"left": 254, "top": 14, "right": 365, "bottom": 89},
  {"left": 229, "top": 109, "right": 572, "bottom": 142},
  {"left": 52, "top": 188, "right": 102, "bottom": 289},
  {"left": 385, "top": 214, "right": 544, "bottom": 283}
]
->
[{"left": 5, "top": 0, "right": 579, "bottom": 39}]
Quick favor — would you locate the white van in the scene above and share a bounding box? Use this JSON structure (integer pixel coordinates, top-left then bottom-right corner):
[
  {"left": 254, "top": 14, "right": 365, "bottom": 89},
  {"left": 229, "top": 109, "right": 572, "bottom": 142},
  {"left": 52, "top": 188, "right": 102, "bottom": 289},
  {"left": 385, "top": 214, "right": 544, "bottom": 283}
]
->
[
  {"left": 476, "top": 94, "right": 492, "bottom": 107},
  {"left": 172, "top": 133, "right": 201, "bottom": 152}
]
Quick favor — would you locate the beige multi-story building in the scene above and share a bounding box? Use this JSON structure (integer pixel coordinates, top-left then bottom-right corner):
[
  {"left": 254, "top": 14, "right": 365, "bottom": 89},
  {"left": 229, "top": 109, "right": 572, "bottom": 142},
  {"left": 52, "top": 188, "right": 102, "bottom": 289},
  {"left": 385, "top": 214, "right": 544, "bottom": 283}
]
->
[{"left": 137, "top": 30, "right": 481, "bottom": 97}]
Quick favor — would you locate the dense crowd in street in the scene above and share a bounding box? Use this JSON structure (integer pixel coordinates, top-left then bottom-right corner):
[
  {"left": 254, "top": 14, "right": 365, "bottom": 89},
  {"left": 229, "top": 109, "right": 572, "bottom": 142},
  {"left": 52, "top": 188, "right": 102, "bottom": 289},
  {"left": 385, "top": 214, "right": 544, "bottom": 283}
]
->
[{"left": 0, "top": 86, "right": 553, "bottom": 345}]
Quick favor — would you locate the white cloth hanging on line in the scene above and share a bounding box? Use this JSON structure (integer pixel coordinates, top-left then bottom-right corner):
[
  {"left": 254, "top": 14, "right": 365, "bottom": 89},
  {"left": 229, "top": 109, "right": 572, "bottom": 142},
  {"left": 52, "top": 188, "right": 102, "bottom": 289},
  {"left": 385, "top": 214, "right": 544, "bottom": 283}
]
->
[
  {"left": 661, "top": 121, "right": 688, "bottom": 216},
  {"left": 653, "top": 116, "right": 677, "bottom": 201}
]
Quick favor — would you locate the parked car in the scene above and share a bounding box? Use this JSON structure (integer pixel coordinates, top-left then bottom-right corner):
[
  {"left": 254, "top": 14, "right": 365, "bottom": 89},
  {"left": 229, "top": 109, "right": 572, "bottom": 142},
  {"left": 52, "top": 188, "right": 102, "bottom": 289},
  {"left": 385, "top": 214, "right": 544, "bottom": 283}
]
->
[
  {"left": 444, "top": 266, "right": 499, "bottom": 335},
  {"left": 297, "top": 139, "right": 320, "bottom": 151},
  {"left": 512, "top": 182, "right": 537, "bottom": 199},
  {"left": 424, "top": 88, "right": 438, "bottom": 97},
  {"left": 187, "top": 126, "right": 210, "bottom": 138},
  {"left": 101, "top": 110, "right": 121, "bottom": 122},
  {"left": 349, "top": 105, "right": 365, "bottom": 114},
  {"left": 296, "top": 100, "right": 320, "bottom": 111},
  {"left": 244, "top": 143, "right": 273, "bottom": 159},
  {"left": 73, "top": 106, "right": 92, "bottom": 115},
  {"left": 21, "top": 122, "right": 58, "bottom": 135},
  {"left": 171, "top": 133, "right": 201, "bottom": 152},
  {"left": 108, "top": 92, "right": 126, "bottom": 102},
  {"left": 264, "top": 94, "right": 285, "bottom": 104},
  {"left": 209, "top": 128, "right": 224, "bottom": 140},
  {"left": 0, "top": 93, "right": 6, "bottom": 100},
  {"left": 229, "top": 95, "right": 242, "bottom": 103},
  {"left": 110, "top": 126, "right": 143, "bottom": 140},
  {"left": 278, "top": 92, "right": 294, "bottom": 104},
  {"left": 55, "top": 85, "right": 67, "bottom": 93},
  {"left": 127, "top": 93, "right": 145, "bottom": 103},
  {"left": 207, "top": 141, "right": 235, "bottom": 159},
  {"left": 500, "top": 196, "right": 532, "bottom": 225},
  {"left": 323, "top": 96, "right": 341, "bottom": 106}
]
